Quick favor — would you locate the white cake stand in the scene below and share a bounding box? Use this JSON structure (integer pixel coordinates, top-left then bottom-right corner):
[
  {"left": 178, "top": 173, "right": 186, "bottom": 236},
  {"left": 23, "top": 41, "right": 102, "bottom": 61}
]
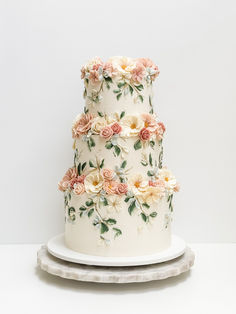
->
[
  {"left": 47, "top": 233, "right": 186, "bottom": 267},
  {"left": 37, "top": 245, "right": 194, "bottom": 283}
]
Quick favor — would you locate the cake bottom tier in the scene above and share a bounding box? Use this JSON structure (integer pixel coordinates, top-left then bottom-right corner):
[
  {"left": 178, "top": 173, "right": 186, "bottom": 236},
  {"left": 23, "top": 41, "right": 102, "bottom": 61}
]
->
[{"left": 64, "top": 192, "right": 172, "bottom": 257}]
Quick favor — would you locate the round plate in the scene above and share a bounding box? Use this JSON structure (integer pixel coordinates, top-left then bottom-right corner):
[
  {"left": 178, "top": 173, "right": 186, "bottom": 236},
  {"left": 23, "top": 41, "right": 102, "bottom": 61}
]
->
[{"left": 47, "top": 234, "right": 186, "bottom": 267}]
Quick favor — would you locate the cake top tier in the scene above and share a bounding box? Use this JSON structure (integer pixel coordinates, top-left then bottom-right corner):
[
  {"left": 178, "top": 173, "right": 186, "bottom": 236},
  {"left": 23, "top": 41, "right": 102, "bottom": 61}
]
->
[{"left": 81, "top": 56, "right": 160, "bottom": 116}]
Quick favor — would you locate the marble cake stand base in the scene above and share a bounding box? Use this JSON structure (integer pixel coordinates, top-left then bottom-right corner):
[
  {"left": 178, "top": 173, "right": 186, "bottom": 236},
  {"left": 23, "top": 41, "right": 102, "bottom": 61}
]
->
[{"left": 37, "top": 246, "right": 195, "bottom": 283}]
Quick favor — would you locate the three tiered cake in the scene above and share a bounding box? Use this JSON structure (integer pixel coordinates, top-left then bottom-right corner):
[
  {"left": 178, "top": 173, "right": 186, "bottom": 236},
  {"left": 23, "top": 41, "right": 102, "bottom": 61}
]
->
[{"left": 59, "top": 56, "right": 179, "bottom": 257}]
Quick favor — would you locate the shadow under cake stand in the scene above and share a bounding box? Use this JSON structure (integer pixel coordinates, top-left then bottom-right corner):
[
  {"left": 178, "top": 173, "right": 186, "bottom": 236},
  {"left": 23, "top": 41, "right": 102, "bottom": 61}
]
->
[{"left": 37, "top": 234, "right": 195, "bottom": 283}]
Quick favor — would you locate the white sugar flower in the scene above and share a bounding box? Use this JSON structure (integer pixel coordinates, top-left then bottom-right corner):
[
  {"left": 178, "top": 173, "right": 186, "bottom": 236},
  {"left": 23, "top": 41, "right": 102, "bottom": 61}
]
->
[
  {"left": 158, "top": 167, "right": 177, "bottom": 193},
  {"left": 121, "top": 115, "right": 144, "bottom": 137},
  {"left": 84, "top": 170, "right": 104, "bottom": 194}
]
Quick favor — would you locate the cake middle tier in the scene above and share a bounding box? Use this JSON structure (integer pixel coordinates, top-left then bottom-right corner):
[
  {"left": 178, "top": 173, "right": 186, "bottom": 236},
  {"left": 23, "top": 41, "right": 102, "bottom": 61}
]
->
[{"left": 74, "top": 135, "right": 163, "bottom": 178}]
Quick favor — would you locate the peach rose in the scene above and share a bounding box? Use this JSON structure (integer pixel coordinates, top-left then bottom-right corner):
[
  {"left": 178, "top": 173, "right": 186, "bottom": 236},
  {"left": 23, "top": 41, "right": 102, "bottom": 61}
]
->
[
  {"left": 100, "top": 126, "right": 113, "bottom": 139},
  {"left": 103, "top": 181, "right": 118, "bottom": 195},
  {"left": 77, "top": 174, "right": 86, "bottom": 184},
  {"left": 131, "top": 63, "right": 145, "bottom": 83},
  {"left": 58, "top": 167, "right": 77, "bottom": 191},
  {"left": 137, "top": 58, "right": 160, "bottom": 80},
  {"left": 141, "top": 113, "right": 158, "bottom": 132},
  {"left": 156, "top": 122, "right": 166, "bottom": 141},
  {"left": 111, "top": 122, "right": 122, "bottom": 134},
  {"left": 72, "top": 113, "right": 94, "bottom": 138},
  {"left": 174, "top": 183, "right": 180, "bottom": 192},
  {"left": 116, "top": 183, "right": 128, "bottom": 195},
  {"left": 74, "top": 183, "right": 85, "bottom": 195},
  {"left": 101, "top": 168, "right": 115, "bottom": 181},
  {"left": 89, "top": 70, "right": 99, "bottom": 84},
  {"left": 103, "top": 62, "right": 117, "bottom": 77},
  {"left": 139, "top": 127, "right": 151, "bottom": 141}
]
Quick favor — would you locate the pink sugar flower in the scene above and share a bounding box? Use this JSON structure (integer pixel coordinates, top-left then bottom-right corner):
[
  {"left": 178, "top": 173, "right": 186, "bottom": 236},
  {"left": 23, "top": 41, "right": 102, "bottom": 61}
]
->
[
  {"left": 103, "top": 181, "right": 118, "bottom": 195},
  {"left": 141, "top": 113, "right": 158, "bottom": 132},
  {"left": 139, "top": 127, "right": 151, "bottom": 141},
  {"left": 101, "top": 168, "right": 115, "bottom": 181},
  {"left": 89, "top": 70, "right": 99, "bottom": 84},
  {"left": 100, "top": 126, "right": 114, "bottom": 140},
  {"left": 111, "top": 122, "right": 122, "bottom": 134},
  {"left": 72, "top": 113, "right": 94, "bottom": 138},
  {"left": 103, "top": 62, "right": 117, "bottom": 77},
  {"left": 74, "top": 183, "right": 85, "bottom": 195},
  {"left": 58, "top": 167, "right": 77, "bottom": 191},
  {"left": 156, "top": 122, "right": 166, "bottom": 141},
  {"left": 131, "top": 63, "right": 145, "bottom": 83},
  {"left": 116, "top": 183, "right": 128, "bottom": 195},
  {"left": 77, "top": 174, "right": 86, "bottom": 184}
]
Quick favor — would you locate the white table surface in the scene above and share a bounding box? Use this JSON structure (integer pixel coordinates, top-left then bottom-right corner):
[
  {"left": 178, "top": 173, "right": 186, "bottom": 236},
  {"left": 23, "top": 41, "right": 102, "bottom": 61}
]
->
[{"left": 0, "top": 244, "right": 235, "bottom": 314}]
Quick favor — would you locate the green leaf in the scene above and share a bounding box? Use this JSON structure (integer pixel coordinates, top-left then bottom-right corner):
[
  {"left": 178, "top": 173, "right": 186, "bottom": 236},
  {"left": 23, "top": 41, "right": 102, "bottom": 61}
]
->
[
  {"left": 128, "top": 200, "right": 136, "bottom": 215},
  {"left": 135, "top": 84, "right": 144, "bottom": 91},
  {"left": 87, "top": 140, "right": 91, "bottom": 151},
  {"left": 97, "top": 111, "right": 104, "bottom": 117},
  {"left": 149, "top": 108, "right": 154, "bottom": 114},
  {"left": 116, "top": 93, "right": 122, "bottom": 100},
  {"left": 129, "top": 85, "right": 134, "bottom": 95},
  {"left": 89, "top": 160, "right": 95, "bottom": 168},
  {"left": 113, "top": 228, "right": 122, "bottom": 238},
  {"left": 77, "top": 163, "right": 81, "bottom": 176},
  {"left": 103, "top": 197, "right": 108, "bottom": 206},
  {"left": 100, "top": 159, "right": 105, "bottom": 169},
  {"left": 141, "top": 213, "right": 147, "bottom": 222},
  {"left": 149, "top": 95, "right": 152, "bottom": 106},
  {"left": 88, "top": 208, "right": 94, "bottom": 218},
  {"left": 149, "top": 140, "right": 155, "bottom": 148},
  {"left": 85, "top": 199, "right": 94, "bottom": 207},
  {"left": 105, "top": 142, "right": 113, "bottom": 149},
  {"left": 113, "top": 89, "right": 121, "bottom": 94},
  {"left": 79, "top": 206, "right": 86, "bottom": 211},
  {"left": 120, "top": 111, "right": 125, "bottom": 119},
  {"left": 68, "top": 207, "right": 75, "bottom": 215},
  {"left": 149, "top": 153, "right": 153, "bottom": 167},
  {"left": 138, "top": 95, "right": 144, "bottom": 103},
  {"left": 84, "top": 106, "right": 89, "bottom": 114},
  {"left": 117, "top": 81, "right": 126, "bottom": 88},
  {"left": 150, "top": 212, "right": 157, "bottom": 218},
  {"left": 121, "top": 160, "right": 127, "bottom": 169},
  {"left": 68, "top": 193, "right": 71, "bottom": 201},
  {"left": 147, "top": 170, "right": 154, "bottom": 177},
  {"left": 105, "top": 218, "right": 116, "bottom": 225},
  {"left": 134, "top": 139, "right": 142, "bottom": 150},
  {"left": 114, "top": 145, "right": 121, "bottom": 156},
  {"left": 141, "top": 161, "right": 148, "bottom": 166},
  {"left": 90, "top": 137, "right": 95, "bottom": 147},
  {"left": 105, "top": 77, "right": 112, "bottom": 83},
  {"left": 100, "top": 222, "right": 109, "bottom": 234},
  {"left": 82, "top": 162, "right": 87, "bottom": 171},
  {"left": 142, "top": 203, "right": 150, "bottom": 209},
  {"left": 125, "top": 196, "right": 131, "bottom": 202}
]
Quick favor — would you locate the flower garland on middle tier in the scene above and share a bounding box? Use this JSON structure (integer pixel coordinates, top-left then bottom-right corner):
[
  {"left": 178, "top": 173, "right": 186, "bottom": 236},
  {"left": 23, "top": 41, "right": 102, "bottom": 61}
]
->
[{"left": 72, "top": 111, "right": 165, "bottom": 153}]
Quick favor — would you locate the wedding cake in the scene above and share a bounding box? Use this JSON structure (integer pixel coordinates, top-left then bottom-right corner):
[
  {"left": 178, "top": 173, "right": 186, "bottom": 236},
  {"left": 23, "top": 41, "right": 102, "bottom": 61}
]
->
[{"left": 59, "top": 56, "right": 179, "bottom": 257}]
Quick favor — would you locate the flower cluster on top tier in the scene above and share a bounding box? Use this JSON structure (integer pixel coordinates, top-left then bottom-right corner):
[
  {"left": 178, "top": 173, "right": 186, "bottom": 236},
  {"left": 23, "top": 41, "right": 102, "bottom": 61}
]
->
[
  {"left": 72, "top": 112, "right": 165, "bottom": 142},
  {"left": 81, "top": 56, "right": 160, "bottom": 85}
]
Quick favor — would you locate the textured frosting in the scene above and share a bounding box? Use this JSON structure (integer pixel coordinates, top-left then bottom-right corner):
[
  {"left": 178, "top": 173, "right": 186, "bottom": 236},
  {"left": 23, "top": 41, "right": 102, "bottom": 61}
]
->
[{"left": 59, "top": 56, "right": 179, "bottom": 257}]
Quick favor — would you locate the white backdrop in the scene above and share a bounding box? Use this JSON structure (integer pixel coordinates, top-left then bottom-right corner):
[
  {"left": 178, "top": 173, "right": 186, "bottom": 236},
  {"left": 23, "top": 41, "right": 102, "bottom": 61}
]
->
[{"left": 0, "top": 0, "right": 236, "bottom": 243}]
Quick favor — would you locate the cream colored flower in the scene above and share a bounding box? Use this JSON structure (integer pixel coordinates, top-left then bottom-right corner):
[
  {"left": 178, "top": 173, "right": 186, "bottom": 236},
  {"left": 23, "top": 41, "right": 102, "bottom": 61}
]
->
[
  {"left": 109, "top": 56, "right": 136, "bottom": 80},
  {"left": 158, "top": 167, "right": 177, "bottom": 192},
  {"left": 128, "top": 174, "right": 148, "bottom": 196},
  {"left": 91, "top": 117, "right": 107, "bottom": 134},
  {"left": 84, "top": 170, "right": 104, "bottom": 194},
  {"left": 138, "top": 186, "right": 164, "bottom": 205},
  {"left": 121, "top": 115, "right": 144, "bottom": 137},
  {"left": 107, "top": 195, "right": 122, "bottom": 212}
]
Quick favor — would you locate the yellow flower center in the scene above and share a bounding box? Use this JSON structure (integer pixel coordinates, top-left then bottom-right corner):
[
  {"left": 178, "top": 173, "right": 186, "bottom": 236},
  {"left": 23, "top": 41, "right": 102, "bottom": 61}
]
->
[
  {"left": 144, "top": 121, "right": 149, "bottom": 128},
  {"left": 93, "top": 180, "right": 99, "bottom": 186},
  {"left": 121, "top": 64, "right": 127, "bottom": 70},
  {"left": 134, "top": 181, "right": 140, "bottom": 188},
  {"left": 130, "top": 123, "right": 137, "bottom": 129},
  {"left": 165, "top": 177, "right": 169, "bottom": 182}
]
